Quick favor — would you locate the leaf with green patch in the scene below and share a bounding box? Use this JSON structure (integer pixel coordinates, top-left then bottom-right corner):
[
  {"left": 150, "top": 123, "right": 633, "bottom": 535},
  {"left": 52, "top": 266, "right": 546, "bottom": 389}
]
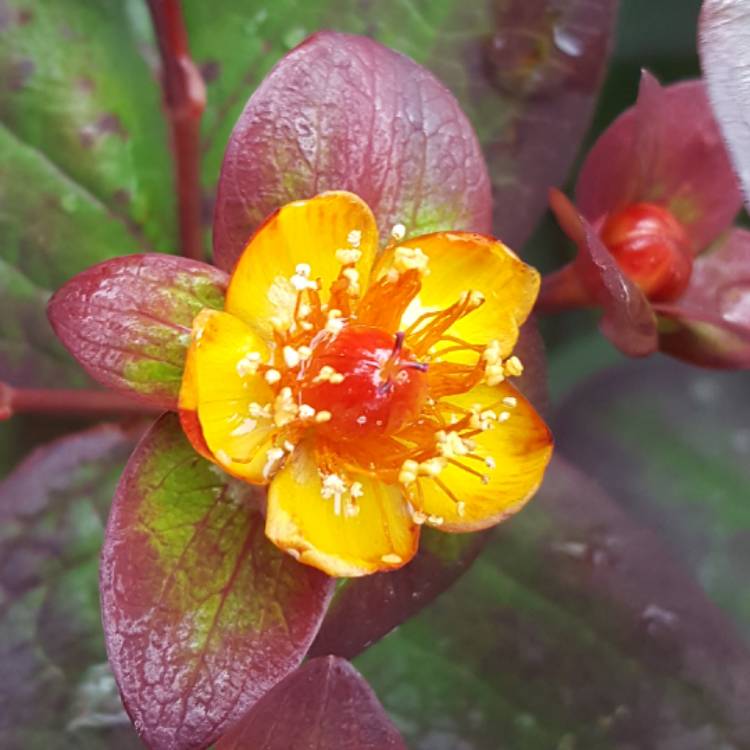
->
[
  {"left": 0, "top": 0, "right": 177, "bottom": 390},
  {"left": 554, "top": 355, "right": 750, "bottom": 637},
  {"left": 186, "top": 0, "right": 617, "bottom": 252},
  {"left": 0, "top": 422, "right": 142, "bottom": 749},
  {"left": 48, "top": 254, "right": 228, "bottom": 408},
  {"left": 356, "top": 456, "right": 750, "bottom": 749},
  {"left": 101, "top": 413, "right": 334, "bottom": 750},
  {"left": 217, "top": 656, "right": 406, "bottom": 749}
]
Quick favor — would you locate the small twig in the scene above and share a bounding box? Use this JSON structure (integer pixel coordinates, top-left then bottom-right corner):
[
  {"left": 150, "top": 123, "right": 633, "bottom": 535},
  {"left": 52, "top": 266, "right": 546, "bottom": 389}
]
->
[
  {"left": 147, "top": 0, "right": 206, "bottom": 261},
  {"left": 0, "top": 382, "right": 162, "bottom": 421}
]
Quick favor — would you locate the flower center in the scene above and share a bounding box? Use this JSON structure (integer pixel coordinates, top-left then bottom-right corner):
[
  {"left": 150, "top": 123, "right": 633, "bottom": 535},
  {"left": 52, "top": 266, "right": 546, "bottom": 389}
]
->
[
  {"left": 599, "top": 202, "right": 693, "bottom": 302},
  {"left": 300, "top": 325, "right": 428, "bottom": 440}
]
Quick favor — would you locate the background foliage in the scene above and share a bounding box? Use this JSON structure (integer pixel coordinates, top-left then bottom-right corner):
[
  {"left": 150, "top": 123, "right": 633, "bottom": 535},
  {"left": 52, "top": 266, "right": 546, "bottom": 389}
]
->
[{"left": 3, "top": 1, "right": 750, "bottom": 748}]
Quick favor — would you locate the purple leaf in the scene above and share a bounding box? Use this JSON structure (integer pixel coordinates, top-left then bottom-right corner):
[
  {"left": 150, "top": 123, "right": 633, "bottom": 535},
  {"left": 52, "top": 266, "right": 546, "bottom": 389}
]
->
[
  {"left": 101, "top": 414, "right": 334, "bottom": 750},
  {"left": 553, "top": 356, "right": 750, "bottom": 639},
  {"left": 576, "top": 72, "right": 741, "bottom": 252},
  {"left": 655, "top": 228, "right": 750, "bottom": 368},
  {"left": 48, "top": 254, "right": 227, "bottom": 408},
  {"left": 212, "top": 31, "right": 492, "bottom": 271},
  {"left": 482, "top": 0, "right": 619, "bottom": 246},
  {"left": 357, "top": 455, "right": 750, "bottom": 746},
  {"left": 310, "top": 529, "right": 490, "bottom": 659},
  {"left": 0, "top": 423, "right": 142, "bottom": 748},
  {"left": 216, "top": 657, "right": 406, "bottom": 750}
]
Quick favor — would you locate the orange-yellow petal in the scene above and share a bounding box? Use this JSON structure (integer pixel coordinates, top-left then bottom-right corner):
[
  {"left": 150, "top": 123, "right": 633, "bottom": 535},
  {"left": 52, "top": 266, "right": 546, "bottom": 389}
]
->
[
  {"left": 179, "top": 309, "right": 276, "bottom": 483},
  {"left": 178, "top": 340, "right": 213, "bottom": 461},
  {"left": 266, "top": 442, "right": 419, "bottom": 577},
  {"left": 374, "top": 232, "right": 540, "bottom": 362},
  {"left": 408, "top": 382, "right": 552, "bottom": 532},
  {"left": 225, "top": 191, "right": 379, "bottom": 338}
]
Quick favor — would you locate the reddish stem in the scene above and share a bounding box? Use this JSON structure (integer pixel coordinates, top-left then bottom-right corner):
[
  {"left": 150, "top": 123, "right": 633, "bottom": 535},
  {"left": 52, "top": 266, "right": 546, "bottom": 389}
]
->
[
  {"left": 147, "top": 0, "right": 206, "bottom": 261},
  {"left": 0, "top": 383, "right": 162, "bottom": 421}
]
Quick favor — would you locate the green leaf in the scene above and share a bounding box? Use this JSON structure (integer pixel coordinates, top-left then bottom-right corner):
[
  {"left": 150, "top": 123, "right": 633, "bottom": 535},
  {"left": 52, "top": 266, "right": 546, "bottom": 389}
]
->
[
  {"left": 356, "top": 456, "right": 750, "bottom": 748},
  {"left": 0, "top": 0, "right": 177, "bottom": 388}
]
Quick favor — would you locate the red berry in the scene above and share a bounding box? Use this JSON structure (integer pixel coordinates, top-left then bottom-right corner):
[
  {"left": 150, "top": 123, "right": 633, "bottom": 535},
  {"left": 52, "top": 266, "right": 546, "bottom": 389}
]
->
[{"left": 599, "top": 203, "right": 693, "bottom": 302}]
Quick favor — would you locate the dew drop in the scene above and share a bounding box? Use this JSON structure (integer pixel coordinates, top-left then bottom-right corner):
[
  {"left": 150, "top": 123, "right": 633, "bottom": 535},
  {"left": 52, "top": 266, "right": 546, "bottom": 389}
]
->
[{"left": 553, "top": 26, "right": 583, "bottom": 58}]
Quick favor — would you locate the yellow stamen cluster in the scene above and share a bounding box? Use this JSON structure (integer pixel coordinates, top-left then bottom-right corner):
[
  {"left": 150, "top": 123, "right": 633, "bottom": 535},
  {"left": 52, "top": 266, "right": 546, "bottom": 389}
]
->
[
  {"left": 235, "top": 351, "right": 262, "bottom": 377},
  {"left": 393, "top": 246, "right": 429, "bottom": 275},
  {"left": 437, "top": 430, "right": 474, "bottom": 458},
  {"left": 320, "top": 471, "right": 364, "bottom": 517},
  {"left": 273, "top": 387, "right": 299, "bottom": 427},
  {"left": 482, "top": 341, "right": 524, "bottom": 386}
]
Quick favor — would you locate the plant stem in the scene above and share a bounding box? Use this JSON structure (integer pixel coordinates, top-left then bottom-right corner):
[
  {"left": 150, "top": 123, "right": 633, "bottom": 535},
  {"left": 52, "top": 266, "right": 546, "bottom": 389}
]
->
[
  {"left": 147, "top": 0, "right": 206, "bottom": 261},
  {"left": 0, "top": 383, "right": 162, "bottom": 421}
]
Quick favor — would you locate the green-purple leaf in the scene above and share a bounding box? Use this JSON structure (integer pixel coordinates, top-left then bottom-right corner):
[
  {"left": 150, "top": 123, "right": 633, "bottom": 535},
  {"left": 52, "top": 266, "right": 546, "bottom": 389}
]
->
[
  {"left": 0, "top": 0, "right": 177, "bottom": 390},
  {"left": 101, "top": 414, "right": 334, "bottom": 750},
  {"left": 48, "top": 255, "right": 227, "bottom": 408},
  {"left": 554, "top": 355, "right": 750, "bottom": 636}
]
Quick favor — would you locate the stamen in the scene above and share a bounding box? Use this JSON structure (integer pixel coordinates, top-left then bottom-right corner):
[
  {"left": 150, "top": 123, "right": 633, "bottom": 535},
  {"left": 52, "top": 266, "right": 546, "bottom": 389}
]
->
[
  {"left": 432, "top": 475, "right": 463, "bottom": 506},
  {"left": 407, "top": 292, "right": 483, "bottom": 356},
  {"left": 447, "top": 458, "right": 490, "bottom": 484},
  {"left": 325, "top": 308, "right": 345, "bottom": 334},
  {"left": 283, "top": 345, "right": 301, "bottom": 369},
  {"left": 505, "top": 356, "right": 524, "bottom": 377},
  {"left": 263, "top": 447, "right": 286, "bottom": 479}
]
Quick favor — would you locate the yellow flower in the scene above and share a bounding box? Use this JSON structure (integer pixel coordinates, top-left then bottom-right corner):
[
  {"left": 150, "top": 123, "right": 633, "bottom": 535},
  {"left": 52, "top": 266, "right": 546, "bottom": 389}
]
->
[{"left": 179, "top": 191, "right": 553, "bottom": 577}]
